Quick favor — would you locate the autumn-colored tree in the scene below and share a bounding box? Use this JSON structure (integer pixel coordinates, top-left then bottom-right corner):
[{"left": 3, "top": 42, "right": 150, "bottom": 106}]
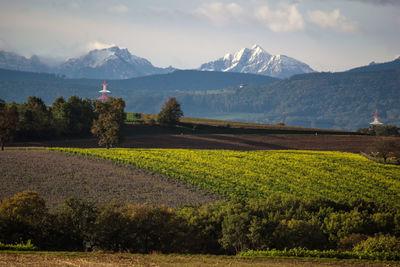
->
[
  {"left": 0, "top": 102, "right": 19, "bottom": 150},
  {"left": 0, "top": 191, "right": 47, "bottom": 244},
  {"left": 91, "top": 98, "right": 125, "bottom": 149},
  {"left": 157, "top": 97, "right": 183, "bottom": 127}
]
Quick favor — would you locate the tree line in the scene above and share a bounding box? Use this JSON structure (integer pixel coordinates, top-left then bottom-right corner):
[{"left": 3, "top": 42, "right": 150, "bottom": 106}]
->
[
  {"left": 1, "top": 191, "right": 400, "bottom": 254},
  {"left": 0, "top": 96, "right": 126, "bottom": 149},
  {"left": 0, "top": 95, "right": 183, "bottom": 150},
  {"left": 0, "top": 96, "right": 97, "bottom": 149}
]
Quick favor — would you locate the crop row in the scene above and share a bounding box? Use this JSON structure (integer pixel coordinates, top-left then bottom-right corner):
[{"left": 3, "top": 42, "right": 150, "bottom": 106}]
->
[{"left": 49, "top": 148, "right": 400, "bottom": 206}]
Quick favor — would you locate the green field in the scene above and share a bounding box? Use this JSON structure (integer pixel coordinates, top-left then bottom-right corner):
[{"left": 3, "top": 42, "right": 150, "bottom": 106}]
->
[{"left": 50, "top": 148, "right": 400, "bottom": 207}]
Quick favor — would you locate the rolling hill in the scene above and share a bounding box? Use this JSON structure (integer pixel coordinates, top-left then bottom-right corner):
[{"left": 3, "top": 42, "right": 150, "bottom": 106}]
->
[
  {"left": 1, "top": 66, "right": 399, "bottom": 130},
  {"left": 0, "top": 68, "right": 278, "bottom": 104}
]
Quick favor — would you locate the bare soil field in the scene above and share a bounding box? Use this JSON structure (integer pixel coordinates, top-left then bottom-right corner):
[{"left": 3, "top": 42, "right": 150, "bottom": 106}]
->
[
  {"left": 0, "top": 252, "right": 397, "bottom": 267},
  {"left": 12, "top": 134, "right": 400, "bottom": 153},
  {"left": 0, "top": 150, "right": 219, "bottom": 210}
]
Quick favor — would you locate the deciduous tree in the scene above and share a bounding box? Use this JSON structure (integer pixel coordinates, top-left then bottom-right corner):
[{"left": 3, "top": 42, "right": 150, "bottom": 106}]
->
[
  {"left": 0, "top": 102, "right": 19, "bottom": 150},
  {"left": 91, "top": 98, "right": 125, "bottom": 149}
]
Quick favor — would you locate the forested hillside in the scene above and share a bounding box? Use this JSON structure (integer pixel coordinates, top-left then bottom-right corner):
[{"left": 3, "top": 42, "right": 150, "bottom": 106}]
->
[
  {"left": 175, "top": 69, "right": 400, "bottom": 130},
  {"left": 1, "top": 68, "right": 399, "bottom": 130},
  {"left": 0, "top": 68, "right": 278, "bottom": 103}
]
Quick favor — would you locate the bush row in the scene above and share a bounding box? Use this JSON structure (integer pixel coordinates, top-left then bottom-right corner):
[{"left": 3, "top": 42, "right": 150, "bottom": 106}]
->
[
  {"left": 0, "top": 240, "right": 38, "bottom": 251},
  {"left": 239, "top": 248, "right": 400, "bottom": 261},
  {"left": 1, "top": 191, "right": 400, "bottom": 254}
]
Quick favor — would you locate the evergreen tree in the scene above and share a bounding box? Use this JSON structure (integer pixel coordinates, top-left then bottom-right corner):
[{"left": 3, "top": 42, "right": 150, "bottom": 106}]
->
[{"left": 157, "top": 97, "right": 183, "bottom": 127}]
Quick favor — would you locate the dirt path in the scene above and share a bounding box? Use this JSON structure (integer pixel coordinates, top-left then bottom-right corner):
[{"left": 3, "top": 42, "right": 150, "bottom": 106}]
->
[
  {"left": 0, "top": 252, "right": 397, "bottom": 267},
  {"left": 0, "top": 150, "right": 219, "bottom": 209}
]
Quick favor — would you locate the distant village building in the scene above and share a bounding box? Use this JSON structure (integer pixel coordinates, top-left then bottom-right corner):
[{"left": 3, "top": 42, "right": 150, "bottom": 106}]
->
[{"left": 369, "top": 109, "right": 383, "bottom": 126}]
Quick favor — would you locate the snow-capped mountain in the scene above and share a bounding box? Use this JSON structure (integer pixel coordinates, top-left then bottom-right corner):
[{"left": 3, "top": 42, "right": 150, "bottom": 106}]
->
[
  {"left": 0, "top": 51, "right": 50, "bottom": 73},
  {"left": 57, "top": 46, "right": 174, "bottom": 79},
  {"left": 199, "top": 45, "right": 314, "bottom": 78}
]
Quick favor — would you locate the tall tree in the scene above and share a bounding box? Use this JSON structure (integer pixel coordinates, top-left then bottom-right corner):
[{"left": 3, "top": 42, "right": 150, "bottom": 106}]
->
[
  {"left": 51, "top": 96, "right": 68, "bottom": 136},
  {"left": 157, "top": 97, "right": 183, "bottom": 127},
  {"left": 51, "top": 96, "right": 95, "bottom": 137},
  {"left": 91, "top": 98, "right": 125, "bottom": 149},
  {"left": 19, "top": 96, "right": 53, "bottom": 139},
  {"left": 0, "top": 102, "right": 19, "bottom": 150}
]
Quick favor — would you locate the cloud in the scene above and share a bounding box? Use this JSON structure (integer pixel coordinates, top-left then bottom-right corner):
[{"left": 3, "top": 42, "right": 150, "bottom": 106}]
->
[
  {"left": 196, "top": 2, "right": 246, "bottom": 26},
  {"left": 87, "top": 41, "right": 116, "bottom": 51},
  {"left": 255, "top": 3, "right": 305, "bottom": 32},
  {"left": 196, "top": 2, "right": 305, "bottom": 32},
  {"left": 343, "top": 0, "right": 400, "bottom": 5},
  {"left": 108, "top": 4, "right": 130, "bottom": 14},
  {"left": 307, "top": 9, "right": 357, "bottom": 32}
]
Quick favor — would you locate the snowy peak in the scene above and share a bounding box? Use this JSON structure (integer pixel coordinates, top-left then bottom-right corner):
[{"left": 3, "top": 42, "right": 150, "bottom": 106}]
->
[
  {"left": 62, "top": 46, "right": 153, "bottom": 69},
  {"left": 199, "top": 45, "right": 313, "bottom": 78},
  {"left": 58, "top": 46, "right": 173, "bottom": 79}
]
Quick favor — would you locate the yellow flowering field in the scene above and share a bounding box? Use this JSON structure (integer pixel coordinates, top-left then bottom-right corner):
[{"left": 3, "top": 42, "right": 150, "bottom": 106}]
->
[{"left": 50, "top": 148, "right": 400, "bottom": 206}]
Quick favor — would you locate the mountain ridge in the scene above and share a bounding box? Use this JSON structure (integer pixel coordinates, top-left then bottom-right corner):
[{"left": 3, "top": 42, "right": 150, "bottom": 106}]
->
[
  {"left": 347, "top": 56, "right": 400, "bottom": 73},
  {"left": 57, "top": 46, "right": 175, "bottom": 79},
  {"left": 199, "top": 44, "right": 314, "bottom": 78},
  {"left": 0, "top": 46, "right": 175, "bottom": 79}
]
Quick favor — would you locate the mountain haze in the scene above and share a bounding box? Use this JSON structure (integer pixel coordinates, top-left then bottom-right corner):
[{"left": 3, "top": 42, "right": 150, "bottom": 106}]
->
[
  {"left": 199, "top": 45, "right": 314, "bottom": 78},
  {"left": 0, "top": 47, "right": 175, "bottom": 79},
  {"left": 0, "top": 51, "right": 50, "bottom": 73}
]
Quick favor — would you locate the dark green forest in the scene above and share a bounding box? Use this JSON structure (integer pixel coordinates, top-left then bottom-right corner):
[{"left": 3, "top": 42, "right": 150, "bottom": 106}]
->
[{"left": 0, "top": 68, "right": 399, "bottom": 130}]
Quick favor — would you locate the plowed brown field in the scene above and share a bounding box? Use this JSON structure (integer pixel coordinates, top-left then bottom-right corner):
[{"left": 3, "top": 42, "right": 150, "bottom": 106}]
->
[
  {"left": 0, "top": 150, "right": 219, "bottom": 210},
  {"left": 12, "top": 134, "right": 400, "bottom": 153}
]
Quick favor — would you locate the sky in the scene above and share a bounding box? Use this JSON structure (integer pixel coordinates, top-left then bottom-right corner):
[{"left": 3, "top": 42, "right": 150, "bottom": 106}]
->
[{"left": 0, "top": 0, "right": 399, "bottom": 72}]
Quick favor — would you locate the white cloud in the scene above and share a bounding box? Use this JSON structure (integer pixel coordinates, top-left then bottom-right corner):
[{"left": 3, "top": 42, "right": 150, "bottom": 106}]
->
[
  {"left": 343, "top": 0, "right": 400, "bottom": 5},
  {"left": 87, "top": 41, "right": 116, "bottom": 51},
  {"left": 108, "top": 4, "right": 130, "bottom": 14},
  {"left": 196, "top": 2, "right": 246, "bottom": 26},
  {"left": 255, "top": 3, "right": 305, "bottom": 32},
  {"left": 307, "top": 9, "right": 357, "bottom": 32},
  {"left": 197, "top": 2, "right": 305, "bottom": 32}
]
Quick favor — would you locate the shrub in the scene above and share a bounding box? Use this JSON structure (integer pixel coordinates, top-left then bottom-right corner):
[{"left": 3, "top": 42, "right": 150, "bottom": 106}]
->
[
  {"left": 0, "top": 240, "right": 38, "bottom": 251},
  {"left": 142, "top": 114, "right": 156, "bottom": 126},
  {"left": 0, "top": 191, "right": 47, "bottom": 244},
  {"left": 337, "top": 233, "right": 368, "bottom": 251},
  {"left": 354, "top": 234, "right": 400, "bottom": 253},
  {"left": 273, "top": 219, "right": 327, "bottom": 250}
]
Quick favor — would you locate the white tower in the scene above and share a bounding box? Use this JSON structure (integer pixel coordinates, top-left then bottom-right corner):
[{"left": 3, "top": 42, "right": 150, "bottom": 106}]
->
[
  {"left": 97, "top": 80, "right": 111, "bottom": 100},
  {"left": 369, "top": 109, "right": 383, "bottom": 126}
]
